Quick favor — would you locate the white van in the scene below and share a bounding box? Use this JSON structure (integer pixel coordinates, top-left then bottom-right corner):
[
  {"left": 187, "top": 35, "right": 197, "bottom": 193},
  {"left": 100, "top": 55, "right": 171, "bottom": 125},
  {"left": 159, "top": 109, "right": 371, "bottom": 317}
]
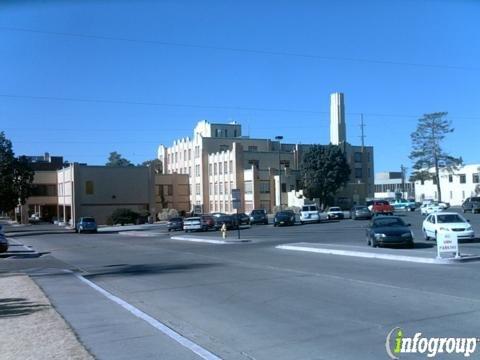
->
[{"left": 300, "top": 205, "right": 327, "bottom": 224}]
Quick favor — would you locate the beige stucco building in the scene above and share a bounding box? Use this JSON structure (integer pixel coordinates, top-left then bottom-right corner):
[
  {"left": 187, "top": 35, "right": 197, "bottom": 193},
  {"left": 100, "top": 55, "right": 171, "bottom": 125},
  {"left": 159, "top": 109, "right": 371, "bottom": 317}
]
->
[
  {"left": 158, "top": 93, "right": 375, "bottom": 213},
  {"left": 19, "top": 163, "right": 190, "bottom": 225}
]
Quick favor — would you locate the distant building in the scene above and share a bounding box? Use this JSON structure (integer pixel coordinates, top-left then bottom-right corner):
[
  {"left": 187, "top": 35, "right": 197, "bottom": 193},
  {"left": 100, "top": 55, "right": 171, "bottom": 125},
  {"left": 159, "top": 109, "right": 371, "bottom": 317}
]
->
[
  {"left": 18, "top": 162, "right": 190, "bottom": 225},
  {"left": 158, "top": 93, "right": 375, "bottom": 212},
  {"left": 24, "top": 152, "right": 64, "bottom": 171},
  {"left": 374, "top": 172, "right": 415, "bottom": 200},
  {"left": 414, "top": 164, "right": 480, "bottom": 206}
]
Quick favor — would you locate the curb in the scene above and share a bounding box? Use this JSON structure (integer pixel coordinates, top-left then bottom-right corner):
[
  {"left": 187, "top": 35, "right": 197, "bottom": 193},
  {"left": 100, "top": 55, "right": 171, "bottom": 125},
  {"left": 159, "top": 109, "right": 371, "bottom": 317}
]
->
[
  {"left": 276, "top": 244, "right": 480, "bottom": 265},
  {"left": 170, "top": 236, "right": 251, "bottom": 244}
]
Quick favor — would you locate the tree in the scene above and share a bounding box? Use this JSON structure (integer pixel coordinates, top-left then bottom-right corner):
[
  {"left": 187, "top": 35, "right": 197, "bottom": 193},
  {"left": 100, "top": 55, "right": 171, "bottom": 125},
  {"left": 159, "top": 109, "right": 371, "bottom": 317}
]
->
[
  {"left": 0, "top": 132, "right": 34, "bottom": 212},
  {"left": 139, "top": 159, "right": 163, "bottom": 173},
  {"left": 409, "top": 112, "right": 462, "bottom": 202},
  {"left": 301, "top": 145, "right": 351, "bottom": 207},
  {"left": 106, "top": 151, "right": 134, "bottom": 167}
]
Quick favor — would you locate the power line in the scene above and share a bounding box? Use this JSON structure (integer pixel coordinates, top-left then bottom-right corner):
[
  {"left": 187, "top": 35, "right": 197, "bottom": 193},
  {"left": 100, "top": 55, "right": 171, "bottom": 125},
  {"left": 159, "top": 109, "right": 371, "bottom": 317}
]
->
[{"left": 0, "top": 26, "right": 478, "bottom": 72}]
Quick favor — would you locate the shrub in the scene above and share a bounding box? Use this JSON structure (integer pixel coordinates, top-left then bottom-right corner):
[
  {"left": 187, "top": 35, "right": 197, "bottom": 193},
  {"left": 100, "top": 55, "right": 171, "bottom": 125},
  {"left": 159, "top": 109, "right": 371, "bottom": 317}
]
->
[
  {"left": 111, "top": 208, "right": 139, "bottom": 226},
  {"left": 157, "top": 208, "right": 179, "bottom": 221}
]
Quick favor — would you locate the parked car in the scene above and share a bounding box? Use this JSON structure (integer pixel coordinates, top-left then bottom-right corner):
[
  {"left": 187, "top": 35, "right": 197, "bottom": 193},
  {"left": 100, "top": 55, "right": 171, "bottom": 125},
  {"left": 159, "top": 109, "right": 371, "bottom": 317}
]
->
[
  {"left": 183, "top": 217, "right": 203, "bottom": 232},
  {"left": 327, "top": 206, "right": 344, "bottom": 220},
  {"left": 422, "top": 212, "right": 474, "bottom": 241},
  {"left": 75, "top": 217, "right": 98, "bottom": 233},
  {"left": 0, "top": 234, "right": 8, "bottom": 253},
  {"left": 350, "top": 206, "right": 372, "bottom": 220},
  {"left": 420, "top": 203, "right": 444, "bottom": 216},
  {"left": 300, "top": 205, "right": 327, "bottom": 224},
  {"left": 167, "top": 217, "right": 184, "bottom": 232},
  {"left": 214, "top": 215, "right": 237, "bottom": 230},
  {"left": 367, "top": 200, "right": 394, "bottom": 216},
  {"left": 365, "top": 216, "right": 414, "bottom": 248},
  {"left": 249, "top": 209, "right": 268, "bottom": 225},
  {"left": 201, "top": 215, "right": 216, "bottom": 230},
  {"left": 231, "top": 213, "right": 250, "bottom": 226},
  {"left": 274, "top": 210, "right": 296, "bottom": 227},
  {"left": 462, "top": 197, "right": 480, "bottom": 214}
]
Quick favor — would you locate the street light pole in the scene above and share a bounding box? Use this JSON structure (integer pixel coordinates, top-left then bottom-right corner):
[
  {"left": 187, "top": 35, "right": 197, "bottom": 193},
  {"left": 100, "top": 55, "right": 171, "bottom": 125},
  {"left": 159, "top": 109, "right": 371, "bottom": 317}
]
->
[{"left": 275, "top": 136, "right": 283, "bottom": 210}]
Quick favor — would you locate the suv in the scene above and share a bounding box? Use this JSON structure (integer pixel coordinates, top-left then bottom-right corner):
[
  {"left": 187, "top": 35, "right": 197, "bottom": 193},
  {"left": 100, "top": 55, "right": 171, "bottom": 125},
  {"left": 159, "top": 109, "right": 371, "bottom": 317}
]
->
[
  {"left": 300, "top": 205, "right": 321, "bottom": 224},
  {"left": 249, "top": 209, "right": 268, "bottom": 225},
  {"left": 367, "top": 200, "right": 394, "bottom": 215},
  {"left": 76, "top": 217, "right": 98, "bottom": 233},
  {"left": 462, "top": 197, "right": 480, "bottom": 214}
]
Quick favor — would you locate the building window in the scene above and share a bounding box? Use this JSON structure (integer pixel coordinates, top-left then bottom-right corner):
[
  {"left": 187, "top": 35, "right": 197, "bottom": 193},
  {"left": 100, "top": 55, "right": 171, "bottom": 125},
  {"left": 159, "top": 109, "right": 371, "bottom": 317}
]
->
[
  {"left": 248, "top": 146, "right": 258, "bottom": 152},
  {"left": 209, "top": 164, "right": 212, "bottom": 176},
  {"left": 166, "top": 185, "right": 173, "bottom": 196},
  {"left": 229, "top": 160, "right": 233, "bottom": 173},
  {"left": 245, "top": 181, "right": 253, "bottom": 194},
  {"left": 213, "top": 163, "right": 217, "bottom": 175},
  {"left": 248, "top": 159, "right": 259, "bottom": 169},
  {"left": 473, "top": 174, "right": 479, "bottom": 184},
  {"left": 281, "top": 183, "right": 287, "bottom": 193},
  {"left": 196, "top": 184, "right": 200, "bottom": 195},
  {"left": 188, "top": 149, "right": 191, "bottom": 161},
  {"left": 209, "top": 182, "right": 213, "bottom": 195},
  {"left": 195, "top": 165, "right": 200, "bottom": 177},
  {"left": 31, "top": 184, "right": 57, "bottom": 197},
  {"left": 195, "top": 146, "right": 200, "bottom": 158},
  {"left": 219, "top": 163, "right": 222, "bottom": 175},
  {"left": 174, "top": 152, "right": 177, "bottom": 163},
  {"left": 260, "top": 181, "right": 270, "bottom": 194},
  {"left": 85, "top": 181, "right": 94, "bottom": 195},
  {"left": 354, "top": 152, "right": 362, "bottom": 163},
  {"left": 355, "top": 168, "right": 363, "bottom": 179},
  {"left": 224, "top": 161, "right": 228, "bottom": 174},
  {"left": 219, "top": 182, "right": 223, "bottom": 195},
  {"left": 449, "top": 175, "right": 453, "bottom": 183},
  {"left": 214, "top": 182, "right": 218, "bottom": 195},
  {"left": 460, "top": 174, "right": 466, "bottom": 184}
]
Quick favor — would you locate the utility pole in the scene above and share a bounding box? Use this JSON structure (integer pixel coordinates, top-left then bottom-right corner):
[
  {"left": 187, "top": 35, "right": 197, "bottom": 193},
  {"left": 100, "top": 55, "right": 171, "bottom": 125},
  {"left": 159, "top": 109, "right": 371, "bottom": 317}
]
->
[{"left": 275, "top": 136, "right": 283, "bottom": 210}]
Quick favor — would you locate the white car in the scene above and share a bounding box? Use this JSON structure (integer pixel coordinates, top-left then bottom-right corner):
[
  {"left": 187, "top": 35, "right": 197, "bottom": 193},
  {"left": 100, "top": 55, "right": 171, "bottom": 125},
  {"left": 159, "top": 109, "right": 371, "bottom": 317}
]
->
[
  {"left": 420, "top": 203, "right": 444, "bottom": 216},
  {"left": 183, "top": 217, "right": 202, "bottom": 232},
  {"left": 300, "top": 205, "right": 327, "bottom": 224},
  {"left": 422, "top": 212, "right": 475, "bottom": 241},
  {"left": 327, "top": 206, "right": 344, "bottom": 220}
]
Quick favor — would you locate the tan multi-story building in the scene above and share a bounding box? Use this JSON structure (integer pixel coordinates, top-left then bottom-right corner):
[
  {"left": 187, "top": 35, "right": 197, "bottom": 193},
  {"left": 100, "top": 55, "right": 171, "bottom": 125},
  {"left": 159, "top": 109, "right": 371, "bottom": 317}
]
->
[{"left": 158, "top": 93, "right": 375, "bottom": 213}]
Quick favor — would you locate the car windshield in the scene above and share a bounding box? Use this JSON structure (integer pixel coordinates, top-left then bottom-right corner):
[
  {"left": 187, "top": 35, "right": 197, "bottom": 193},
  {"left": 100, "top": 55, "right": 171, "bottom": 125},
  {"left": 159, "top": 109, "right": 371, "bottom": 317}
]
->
[
  {"left": 170, "top": 217, "right": 182, "bottom": 222},
  {"left": 436, "top": 214, "right": 466, "bottom": 223},
  {"left": 471, "top": 197, "right": 480, "bottom": 202},
  {"left": 355, "top": 206, "right": 368, "bottom": 210},
  {"left": 82, "top": 218, "right": 95, "bottom": 223},
  {"left": 277, "top": 211, "right": 293, "bottom": 216},
  {"left": 251, "top": 210, "right": 264, "bottom": 215},
  {"left": 186, "top": 217, "right": 200, "bottom": 221},
  {"left": 373, "top": 218, "right": 405, "bottom": 227},
  {"left": 329, "top": 207, "right": 341, "bottom": 211}
]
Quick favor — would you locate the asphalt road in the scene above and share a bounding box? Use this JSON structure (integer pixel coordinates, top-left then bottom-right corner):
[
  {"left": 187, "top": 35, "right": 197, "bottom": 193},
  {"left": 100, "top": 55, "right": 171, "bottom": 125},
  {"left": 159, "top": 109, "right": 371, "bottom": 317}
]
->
[{"left": 2, "top": 210, "right": 480, "bottom": 359}]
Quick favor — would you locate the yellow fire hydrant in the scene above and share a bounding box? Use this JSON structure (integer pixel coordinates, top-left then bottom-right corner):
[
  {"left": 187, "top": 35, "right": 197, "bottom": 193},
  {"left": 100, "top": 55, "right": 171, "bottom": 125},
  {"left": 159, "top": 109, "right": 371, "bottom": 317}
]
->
[{"left": 221, "top": 223, "right": 227, "bottom": 239}]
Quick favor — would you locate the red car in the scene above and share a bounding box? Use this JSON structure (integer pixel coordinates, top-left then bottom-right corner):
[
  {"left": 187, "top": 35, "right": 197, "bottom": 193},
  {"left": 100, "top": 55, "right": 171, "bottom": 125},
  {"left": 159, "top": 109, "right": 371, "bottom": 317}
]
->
[{"left": 367, "top": 200, "right": 394, "bottom": 215}]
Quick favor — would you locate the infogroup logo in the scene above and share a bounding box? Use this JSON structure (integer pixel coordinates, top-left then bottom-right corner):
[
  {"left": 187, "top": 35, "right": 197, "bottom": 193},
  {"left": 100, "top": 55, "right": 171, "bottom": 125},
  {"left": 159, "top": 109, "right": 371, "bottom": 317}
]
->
[{"left": 385, "top": 327, "right": 479, "bottom": 359}]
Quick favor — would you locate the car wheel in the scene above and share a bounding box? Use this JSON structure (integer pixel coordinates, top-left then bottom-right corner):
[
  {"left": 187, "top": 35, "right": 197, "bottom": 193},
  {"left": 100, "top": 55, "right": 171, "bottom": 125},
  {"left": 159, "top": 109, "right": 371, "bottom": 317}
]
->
[
  {"left": 423, "top": 229, "right": 429, "bottom": 241},
  {"left": 367, "top": 237, "right": 372, "bottom": 246},
  {"left": 300, "top": 221, "right": 304, "bottom": 225}
]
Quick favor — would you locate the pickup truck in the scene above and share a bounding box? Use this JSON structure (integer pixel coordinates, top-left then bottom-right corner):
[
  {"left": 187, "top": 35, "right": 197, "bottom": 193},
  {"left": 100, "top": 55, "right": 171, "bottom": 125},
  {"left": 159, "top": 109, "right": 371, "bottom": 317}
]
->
[{"left": 367, "top": 200, "right": 394, "bottom": 215}]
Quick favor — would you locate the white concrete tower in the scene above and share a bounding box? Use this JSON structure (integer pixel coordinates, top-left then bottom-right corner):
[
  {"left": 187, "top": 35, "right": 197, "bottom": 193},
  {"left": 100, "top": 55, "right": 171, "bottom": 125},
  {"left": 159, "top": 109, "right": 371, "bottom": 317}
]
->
[{"left": 330, "top": 92, "right": 346, "bottom": 145}]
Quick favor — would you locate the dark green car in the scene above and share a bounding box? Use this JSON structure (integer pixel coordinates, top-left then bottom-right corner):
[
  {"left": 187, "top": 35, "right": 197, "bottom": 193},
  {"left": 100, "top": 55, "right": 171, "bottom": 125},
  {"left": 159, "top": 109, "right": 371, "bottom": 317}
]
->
[{"left": 365, "top": 216, "right": 414, "bottom": 248}]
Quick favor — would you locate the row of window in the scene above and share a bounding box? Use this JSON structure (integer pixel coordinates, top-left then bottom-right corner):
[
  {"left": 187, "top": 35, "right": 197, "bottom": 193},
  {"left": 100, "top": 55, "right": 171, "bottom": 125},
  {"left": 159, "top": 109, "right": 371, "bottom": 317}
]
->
[
  {"left": 374, "top": 183, "right": 415, "bottom": 192},
  {"left": 167, "top": 146, "right": 200, "bottom": 164},
  {"left": 209, "top": 160, "right": 234, "bottom": 176},
  {"left": 425, "top": 173, "right": 479, "bottom": 185},
  {"left": 209, "top": 181, "right": 235, "bottom": 196}
]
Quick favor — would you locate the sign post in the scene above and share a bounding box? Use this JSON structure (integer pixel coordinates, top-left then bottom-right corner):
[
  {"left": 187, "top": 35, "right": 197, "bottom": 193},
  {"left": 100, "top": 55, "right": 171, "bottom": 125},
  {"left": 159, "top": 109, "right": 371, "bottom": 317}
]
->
[
  {"left": 436, "top": 230, "right": 460, "bottom": 259},
  {"left": 231, "top": 189, "right": 241, "bottom": 240}
]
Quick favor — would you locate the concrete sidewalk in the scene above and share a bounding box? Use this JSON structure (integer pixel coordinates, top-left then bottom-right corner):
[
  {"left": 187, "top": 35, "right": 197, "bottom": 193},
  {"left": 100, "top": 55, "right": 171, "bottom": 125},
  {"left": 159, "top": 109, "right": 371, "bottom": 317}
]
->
[{"left": 0, "top": 273, "right": 93, "bottom": 360}]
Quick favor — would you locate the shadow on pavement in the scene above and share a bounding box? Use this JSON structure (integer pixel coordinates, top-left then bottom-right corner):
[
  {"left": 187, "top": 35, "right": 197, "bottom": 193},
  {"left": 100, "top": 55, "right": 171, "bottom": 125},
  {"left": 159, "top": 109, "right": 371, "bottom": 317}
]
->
[
  {"left": 86, "top": 262, "right": 222, "bottom": 279},
  {"left": 0, "top": 297, "right": 49, "bottom": 318}
]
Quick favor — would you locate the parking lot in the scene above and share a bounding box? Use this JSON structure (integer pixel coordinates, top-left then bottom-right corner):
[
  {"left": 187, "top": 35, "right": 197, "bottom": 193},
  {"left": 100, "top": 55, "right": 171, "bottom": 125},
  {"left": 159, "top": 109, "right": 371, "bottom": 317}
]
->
[{"left": 2, "top": 208, "right": 480, "bottom": 360}]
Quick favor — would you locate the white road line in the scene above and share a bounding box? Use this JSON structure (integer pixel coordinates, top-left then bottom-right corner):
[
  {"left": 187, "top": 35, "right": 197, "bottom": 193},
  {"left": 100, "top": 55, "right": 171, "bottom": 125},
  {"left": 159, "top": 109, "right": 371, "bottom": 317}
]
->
[
  {"left": 276, "top": 244, "right": 441, "bottom": 264},
  {"left": 170, "top": 236, "right": 228, "bottom": 244},
  {"left": 74, "top": 273, "right": 222, "bottom": 360}
]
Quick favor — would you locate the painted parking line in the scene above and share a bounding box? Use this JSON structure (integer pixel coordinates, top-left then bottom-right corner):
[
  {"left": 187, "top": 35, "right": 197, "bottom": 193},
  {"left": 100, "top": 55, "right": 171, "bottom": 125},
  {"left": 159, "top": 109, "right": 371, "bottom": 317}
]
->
[
  {"left": 74, "top": 273, "right": 222, "bottom": 360},
  {"left": 276, "top": 244, "right": 446, "bottom": 264},
  {"left": 170, "top": 236, "right": 250, "bottom": 244}
]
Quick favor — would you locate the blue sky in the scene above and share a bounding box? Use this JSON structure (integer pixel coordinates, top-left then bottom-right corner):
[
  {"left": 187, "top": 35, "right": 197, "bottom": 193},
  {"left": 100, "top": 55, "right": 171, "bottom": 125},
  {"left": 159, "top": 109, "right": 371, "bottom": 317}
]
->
[{"left": 1, "top": 0, "right": 479, "bottom": 173}]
